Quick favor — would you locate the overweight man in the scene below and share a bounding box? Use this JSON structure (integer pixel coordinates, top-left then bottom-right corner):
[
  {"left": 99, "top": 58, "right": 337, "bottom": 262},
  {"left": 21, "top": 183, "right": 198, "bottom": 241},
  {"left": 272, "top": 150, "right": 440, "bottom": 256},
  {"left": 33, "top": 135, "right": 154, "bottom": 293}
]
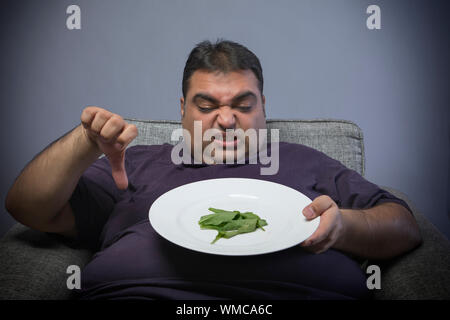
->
[{"left": 5, "top": 40, "right": 422, "bottom": 299}]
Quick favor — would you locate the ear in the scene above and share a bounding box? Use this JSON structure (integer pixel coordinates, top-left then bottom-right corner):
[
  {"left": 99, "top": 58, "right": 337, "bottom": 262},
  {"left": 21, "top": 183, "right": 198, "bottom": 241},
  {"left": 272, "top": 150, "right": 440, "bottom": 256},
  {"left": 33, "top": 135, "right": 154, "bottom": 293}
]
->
[
  {"left": 180, "top": 97, "right": 185, "bottom": 118},
  {"left": 261, "top": 94, "right": 266, "bottom": 117}
]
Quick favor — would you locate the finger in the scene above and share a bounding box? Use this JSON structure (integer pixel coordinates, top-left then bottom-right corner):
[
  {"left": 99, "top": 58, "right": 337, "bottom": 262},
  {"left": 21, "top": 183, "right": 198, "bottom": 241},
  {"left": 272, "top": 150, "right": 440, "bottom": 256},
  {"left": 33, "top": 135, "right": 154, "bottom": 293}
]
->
[
  {"left": 107, "top": 150, "right": 128, "bottom": 190},
  {"left": 310, "top": 241, "right": 332, "bottom": 254},
  {"left": 302, "top": 195, "right": 335, "bottom": 220},
  {"left": 316, "top": 227, "right": 341, "bottom": 253},
  {"left": 81, "top": 106, "right": 106, "bottom": 128},
  {"left": 306, "top": 215, "right": 334, "bottom": 246},
  {"left": 116, "top": 124, "right": 138, "bottom": 148},
  {"left": 81, "top": 106, "right": 98, "bottom": 128},
  {"left": 99, "top": 115, "right": 126, "bottom": 142},
  {"left": 107, "top": 125, "right": 137, "bottom": 190},
  {"left": 302, "top": 240, "right": 329, "bottom": 254},
  {"left": 303, "top": 206, "right": 339, "bottom": 246},
  {"left": 90, "top": 110, "right": 113, "bottom": 134},
  {"left": 309, "top": 227, "right": 340, "bottom": 254}
]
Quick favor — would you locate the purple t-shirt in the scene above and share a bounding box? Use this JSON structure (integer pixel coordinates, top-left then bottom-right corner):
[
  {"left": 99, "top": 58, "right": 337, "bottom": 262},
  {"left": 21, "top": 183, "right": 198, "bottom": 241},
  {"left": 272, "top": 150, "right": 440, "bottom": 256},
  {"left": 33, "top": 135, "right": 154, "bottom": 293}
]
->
[{"left": 69, "top": 142, "right": 410, "bottom": 300}]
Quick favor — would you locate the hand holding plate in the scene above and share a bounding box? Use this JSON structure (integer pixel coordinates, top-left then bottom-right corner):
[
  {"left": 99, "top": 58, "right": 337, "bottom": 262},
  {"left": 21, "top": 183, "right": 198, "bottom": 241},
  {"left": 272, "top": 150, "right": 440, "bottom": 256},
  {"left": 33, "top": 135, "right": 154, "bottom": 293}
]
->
[{"left": 300, "top": 195, "right": 345, "bottom": 254}]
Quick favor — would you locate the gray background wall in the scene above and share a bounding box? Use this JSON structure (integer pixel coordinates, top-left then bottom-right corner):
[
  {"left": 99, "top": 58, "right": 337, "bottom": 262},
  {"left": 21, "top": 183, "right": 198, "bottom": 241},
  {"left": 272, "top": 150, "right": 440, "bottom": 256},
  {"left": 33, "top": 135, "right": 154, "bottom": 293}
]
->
[{"left": 1, "top": 0, "right": 449, "bottom": 239}]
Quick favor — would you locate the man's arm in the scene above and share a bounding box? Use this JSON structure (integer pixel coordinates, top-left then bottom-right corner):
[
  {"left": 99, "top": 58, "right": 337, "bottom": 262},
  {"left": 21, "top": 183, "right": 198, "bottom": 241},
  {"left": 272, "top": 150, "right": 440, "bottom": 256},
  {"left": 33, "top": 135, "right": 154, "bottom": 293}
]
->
[
  {"left": 5, "top": 107, "right": 137, "bottom": 237},
  {"left": 301, "top": 195, "right": 422, "bottom": 260}
]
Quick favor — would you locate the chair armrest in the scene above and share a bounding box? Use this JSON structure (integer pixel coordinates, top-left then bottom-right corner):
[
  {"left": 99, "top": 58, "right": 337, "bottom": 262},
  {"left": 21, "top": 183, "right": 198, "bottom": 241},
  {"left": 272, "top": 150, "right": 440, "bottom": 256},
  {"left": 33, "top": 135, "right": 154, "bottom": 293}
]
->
[
  {"left": 0, "top": 223, "right": 93, "bottom": 300},
  {"left": 372, "top": 186, "right": 450, "bottom": 300}
]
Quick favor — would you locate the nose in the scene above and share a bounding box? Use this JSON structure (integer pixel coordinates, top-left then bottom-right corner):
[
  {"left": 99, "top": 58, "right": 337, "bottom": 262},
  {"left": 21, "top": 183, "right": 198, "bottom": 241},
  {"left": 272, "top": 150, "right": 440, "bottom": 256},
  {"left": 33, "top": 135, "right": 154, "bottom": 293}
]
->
[{"left": 216, "top": 106, "right": 236, "bottom": 130}]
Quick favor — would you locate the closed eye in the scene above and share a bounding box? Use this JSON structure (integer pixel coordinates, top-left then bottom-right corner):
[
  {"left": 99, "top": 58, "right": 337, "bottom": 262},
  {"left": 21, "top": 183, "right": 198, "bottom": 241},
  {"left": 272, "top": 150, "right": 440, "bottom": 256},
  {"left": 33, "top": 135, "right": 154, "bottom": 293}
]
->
[
  {"left": 197, "top": 105, "right": 252, "bottom": 113},
  {"left": 234, "top": 106, "right": 252, "bottom": 112},
  {"left": 197, "top": 106, "right": 217, "bottom": 113}
]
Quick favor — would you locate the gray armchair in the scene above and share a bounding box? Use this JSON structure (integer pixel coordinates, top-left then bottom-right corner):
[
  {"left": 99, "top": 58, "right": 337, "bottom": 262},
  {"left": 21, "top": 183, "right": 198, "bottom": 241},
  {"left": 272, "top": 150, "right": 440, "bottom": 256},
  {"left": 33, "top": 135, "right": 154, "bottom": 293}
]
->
[{"left": 1, "top": 119, "right": 449, "bottom": 299}]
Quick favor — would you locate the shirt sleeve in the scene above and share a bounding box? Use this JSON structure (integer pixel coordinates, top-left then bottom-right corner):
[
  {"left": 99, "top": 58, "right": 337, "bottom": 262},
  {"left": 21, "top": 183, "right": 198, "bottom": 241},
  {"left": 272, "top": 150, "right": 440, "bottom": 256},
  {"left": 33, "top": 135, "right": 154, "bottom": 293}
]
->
[
  {"left": 69, "top": 156, "right": 121, "bottom": 250},
  {"left": 314, "top": 155, "right": 412, "bottom": 214}
]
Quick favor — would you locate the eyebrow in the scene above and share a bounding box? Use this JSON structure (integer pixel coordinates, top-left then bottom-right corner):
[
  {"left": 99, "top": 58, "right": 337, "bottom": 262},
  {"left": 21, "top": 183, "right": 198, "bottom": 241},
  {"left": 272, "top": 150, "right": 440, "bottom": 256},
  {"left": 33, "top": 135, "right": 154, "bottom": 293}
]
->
[
  {"left": 232, "top": 91, "right": 257, "bottom": 103},
  {"left": 192, "top": 93, "right": 220, "bottom": 105},
  {"left": 192, "top": 91, "right": 257, "bottom": 106}
]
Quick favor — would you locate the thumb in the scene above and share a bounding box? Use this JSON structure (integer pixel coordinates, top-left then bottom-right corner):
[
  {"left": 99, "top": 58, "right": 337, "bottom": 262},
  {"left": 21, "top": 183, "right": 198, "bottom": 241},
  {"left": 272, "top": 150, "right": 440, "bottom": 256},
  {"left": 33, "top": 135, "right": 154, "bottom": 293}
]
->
[
  {"left": 302, "top": 195, "right": 335, "bottom": 220},
  {"left": 107, "top": 149, "right": 129, "bottom": 190},
  {"left": 302, "top": 204, "right": 319, "bottom": 220}
]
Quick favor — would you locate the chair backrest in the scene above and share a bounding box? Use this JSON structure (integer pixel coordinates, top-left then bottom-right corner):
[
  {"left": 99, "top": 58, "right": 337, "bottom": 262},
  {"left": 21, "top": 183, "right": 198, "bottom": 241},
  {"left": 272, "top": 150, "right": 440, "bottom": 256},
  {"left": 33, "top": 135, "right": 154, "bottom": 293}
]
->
[{"left": 125, "top": 118, "right": 365, "bottom": 176}]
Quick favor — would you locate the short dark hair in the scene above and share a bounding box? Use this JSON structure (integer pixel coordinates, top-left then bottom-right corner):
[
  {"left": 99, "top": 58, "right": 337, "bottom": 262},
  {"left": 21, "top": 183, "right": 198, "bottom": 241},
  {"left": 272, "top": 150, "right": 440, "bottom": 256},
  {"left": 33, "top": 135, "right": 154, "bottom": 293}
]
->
[{"left": 182, "top": 39, "right": 264, "bottom": 99}]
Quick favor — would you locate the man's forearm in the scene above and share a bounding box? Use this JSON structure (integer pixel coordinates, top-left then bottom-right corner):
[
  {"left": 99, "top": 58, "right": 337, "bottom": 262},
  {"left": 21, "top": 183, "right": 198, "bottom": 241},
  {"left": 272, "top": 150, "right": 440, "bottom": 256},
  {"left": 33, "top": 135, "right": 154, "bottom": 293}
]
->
[
  {"left": 5, "top": 125, "right": 101, "bottom": 229},
  {"left": 334, "top": 202, "right": 422, "bottom": 260}
]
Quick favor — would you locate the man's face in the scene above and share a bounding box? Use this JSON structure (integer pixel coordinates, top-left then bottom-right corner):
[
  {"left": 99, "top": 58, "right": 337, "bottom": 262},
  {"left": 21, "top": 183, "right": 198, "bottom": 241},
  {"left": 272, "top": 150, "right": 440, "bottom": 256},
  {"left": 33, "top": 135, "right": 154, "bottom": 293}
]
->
[{"left": 180, "top": 70, "right": 267, "bottom": 163}]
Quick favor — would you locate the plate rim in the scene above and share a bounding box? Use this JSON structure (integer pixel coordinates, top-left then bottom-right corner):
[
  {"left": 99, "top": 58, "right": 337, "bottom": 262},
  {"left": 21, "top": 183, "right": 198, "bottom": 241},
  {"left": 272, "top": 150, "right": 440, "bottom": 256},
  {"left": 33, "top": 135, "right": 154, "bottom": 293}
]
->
[{"left": 149, "top": 177, "right": 319, "bottom": 256}]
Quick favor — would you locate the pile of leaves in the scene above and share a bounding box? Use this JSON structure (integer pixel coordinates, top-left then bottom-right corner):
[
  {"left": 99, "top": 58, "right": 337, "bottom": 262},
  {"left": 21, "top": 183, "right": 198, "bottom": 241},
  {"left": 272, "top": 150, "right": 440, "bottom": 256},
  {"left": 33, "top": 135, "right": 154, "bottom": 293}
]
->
[{"left": 198, "top": 207, "right": 268, "bottom": 244}]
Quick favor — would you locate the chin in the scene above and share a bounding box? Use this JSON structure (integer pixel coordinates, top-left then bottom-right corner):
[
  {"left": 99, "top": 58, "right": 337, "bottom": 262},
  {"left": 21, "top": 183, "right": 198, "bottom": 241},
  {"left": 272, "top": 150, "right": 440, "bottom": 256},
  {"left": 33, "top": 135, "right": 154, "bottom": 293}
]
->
[{"left": 218, "top": 148, "right": 248, "bottom": 164}]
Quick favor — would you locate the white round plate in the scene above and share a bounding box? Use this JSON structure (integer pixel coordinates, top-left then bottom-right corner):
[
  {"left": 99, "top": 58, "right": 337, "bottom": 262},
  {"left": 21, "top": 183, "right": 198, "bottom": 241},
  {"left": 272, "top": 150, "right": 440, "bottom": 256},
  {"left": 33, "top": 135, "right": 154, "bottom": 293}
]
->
[{"left": 149, "top": 178, "right": 319, "bottom": 256}]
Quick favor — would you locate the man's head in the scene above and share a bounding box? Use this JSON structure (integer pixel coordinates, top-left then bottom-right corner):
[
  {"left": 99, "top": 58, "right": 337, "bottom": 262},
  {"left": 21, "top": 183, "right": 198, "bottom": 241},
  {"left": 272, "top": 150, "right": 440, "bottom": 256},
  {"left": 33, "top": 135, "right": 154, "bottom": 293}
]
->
[
  {"left": 180, "top": 40, "right": 267, "bottom": 163},
  {"left": 182, "top": 40, "right": 264, "bottom": 101}
]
